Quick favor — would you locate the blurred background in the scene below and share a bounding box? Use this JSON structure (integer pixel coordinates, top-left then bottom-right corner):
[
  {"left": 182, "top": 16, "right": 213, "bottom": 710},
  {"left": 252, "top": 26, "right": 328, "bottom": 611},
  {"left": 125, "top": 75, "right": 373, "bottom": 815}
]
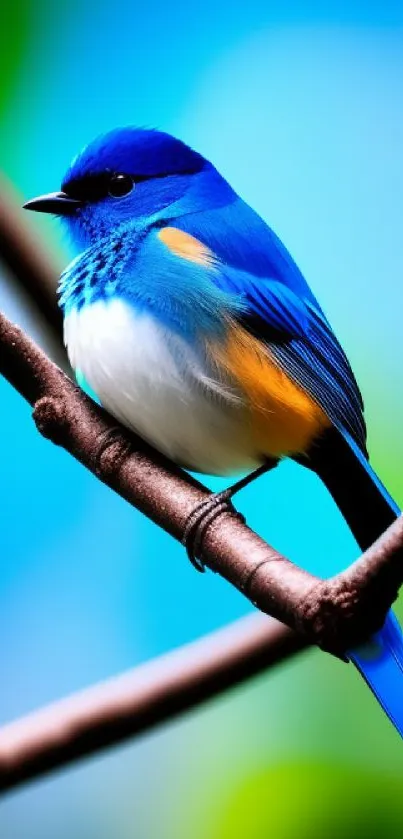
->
[{"left": 1, "top": 1, "right": 403, "bottom": 836}]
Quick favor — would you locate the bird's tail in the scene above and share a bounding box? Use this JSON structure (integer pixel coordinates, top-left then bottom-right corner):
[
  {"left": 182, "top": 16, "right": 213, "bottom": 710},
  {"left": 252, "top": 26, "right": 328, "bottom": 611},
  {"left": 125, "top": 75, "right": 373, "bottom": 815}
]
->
[{"left": 306, "top": 429, "right": 403, "bottom": 738}]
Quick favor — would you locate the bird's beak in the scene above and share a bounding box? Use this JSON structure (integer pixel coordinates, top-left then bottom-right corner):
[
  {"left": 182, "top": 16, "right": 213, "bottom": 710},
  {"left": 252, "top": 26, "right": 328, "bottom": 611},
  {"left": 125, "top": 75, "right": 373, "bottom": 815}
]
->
[{"left": 23, "top": 191, "right": 83, "bottom": 215}]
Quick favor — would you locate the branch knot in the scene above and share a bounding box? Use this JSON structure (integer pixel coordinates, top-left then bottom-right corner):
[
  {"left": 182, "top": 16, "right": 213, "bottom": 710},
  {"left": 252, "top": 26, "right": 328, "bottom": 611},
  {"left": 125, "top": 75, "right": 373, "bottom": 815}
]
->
[
  {"left": 93, "top": 426, "right": 133, "bottom": 478},
  {"left": 296, "top": 573, "right": 396, "bottom": 656},
  {"left": 33, "top": 396, "right": 69, "bottom": 445}
]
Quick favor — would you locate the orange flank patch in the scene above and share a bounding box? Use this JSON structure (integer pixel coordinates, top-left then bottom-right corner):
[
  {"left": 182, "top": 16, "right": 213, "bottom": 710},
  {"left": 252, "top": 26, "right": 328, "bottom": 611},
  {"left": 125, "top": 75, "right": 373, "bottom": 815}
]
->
[
  {"left": 208, "top": 321, "right": 330, "bottom": 458},
  {"left": 158, "top": 226, "right": 217, "bottom": 268}
]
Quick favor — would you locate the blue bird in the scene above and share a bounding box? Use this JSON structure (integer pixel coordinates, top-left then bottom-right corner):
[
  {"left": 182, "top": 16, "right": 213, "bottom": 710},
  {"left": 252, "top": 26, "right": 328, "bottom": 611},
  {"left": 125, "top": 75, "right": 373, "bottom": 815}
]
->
[{"left": 24, "top": 126, "right": 403, "bottom": 737}]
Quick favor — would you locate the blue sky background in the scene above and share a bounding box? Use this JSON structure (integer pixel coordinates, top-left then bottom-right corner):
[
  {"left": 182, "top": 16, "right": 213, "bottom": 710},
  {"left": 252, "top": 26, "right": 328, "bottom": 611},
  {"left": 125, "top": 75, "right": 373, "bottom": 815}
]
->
[{"left": 1, "top": 2, "right": 403, "bottom": 836}]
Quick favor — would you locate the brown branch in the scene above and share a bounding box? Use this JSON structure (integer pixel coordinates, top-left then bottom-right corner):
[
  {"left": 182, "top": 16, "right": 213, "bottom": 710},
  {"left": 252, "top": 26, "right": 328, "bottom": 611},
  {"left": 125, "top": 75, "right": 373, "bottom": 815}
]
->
[
  {"left": 0, "top": 614, "right": 304, "bottom": 794},
  {"left": 1, "top": 309, "right": 403, "bottom": 651}
]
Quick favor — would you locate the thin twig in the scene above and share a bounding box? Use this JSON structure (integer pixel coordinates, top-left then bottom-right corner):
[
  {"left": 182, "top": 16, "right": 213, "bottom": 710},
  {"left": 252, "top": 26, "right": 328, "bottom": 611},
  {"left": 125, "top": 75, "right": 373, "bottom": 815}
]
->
[{"left": 0, "top": 614, "right": 305, "bottom": 794}]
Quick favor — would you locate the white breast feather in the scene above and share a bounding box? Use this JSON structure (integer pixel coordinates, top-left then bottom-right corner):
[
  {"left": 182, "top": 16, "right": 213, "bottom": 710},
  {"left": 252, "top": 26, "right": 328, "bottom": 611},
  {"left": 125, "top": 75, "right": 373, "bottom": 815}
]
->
[{"left": 64, "top": 298, "right": 260, "bottom": 474}]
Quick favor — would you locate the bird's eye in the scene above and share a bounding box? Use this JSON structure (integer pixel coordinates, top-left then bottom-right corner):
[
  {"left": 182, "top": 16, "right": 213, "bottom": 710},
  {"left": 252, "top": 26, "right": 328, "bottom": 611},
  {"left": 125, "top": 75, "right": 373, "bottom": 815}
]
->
[{"left": 108, "top": 173, "right": 134, "bottom": 198}]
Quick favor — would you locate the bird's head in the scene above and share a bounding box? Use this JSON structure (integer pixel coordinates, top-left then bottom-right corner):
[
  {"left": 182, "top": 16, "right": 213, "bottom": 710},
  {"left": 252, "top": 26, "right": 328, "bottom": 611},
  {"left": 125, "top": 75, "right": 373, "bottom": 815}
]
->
[{"left": 24, "top": 127, "right": 228, "bottom": 248}]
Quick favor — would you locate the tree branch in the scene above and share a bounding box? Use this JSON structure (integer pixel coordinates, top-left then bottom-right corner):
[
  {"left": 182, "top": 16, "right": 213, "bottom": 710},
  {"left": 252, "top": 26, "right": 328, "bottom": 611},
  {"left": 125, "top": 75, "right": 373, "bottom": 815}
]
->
[
  {"left": 0, "top": 614, "right": 304, "bottom": 794},
  {"left": 1, "top": 309, "right": 402, "bottom": 653}
]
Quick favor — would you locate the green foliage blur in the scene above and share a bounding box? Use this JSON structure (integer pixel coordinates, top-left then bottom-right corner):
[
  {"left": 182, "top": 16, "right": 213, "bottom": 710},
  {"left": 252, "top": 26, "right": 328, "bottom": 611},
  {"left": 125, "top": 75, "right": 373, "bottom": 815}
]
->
[
  {"left": 212, "top": 763, "right": 403, "bottom": 839},
  {"left": 0, "top": 2, "right": 32, "bottom": 112}
]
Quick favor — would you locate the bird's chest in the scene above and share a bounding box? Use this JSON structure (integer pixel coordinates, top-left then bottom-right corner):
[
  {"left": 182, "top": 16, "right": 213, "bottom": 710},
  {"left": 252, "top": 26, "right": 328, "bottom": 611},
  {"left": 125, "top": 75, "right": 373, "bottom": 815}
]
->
[
  {"left": 63, "top": 298, "right": 256, "bottom": 474},
  {"left": 63, "top": 297, "right": 328, "bottom": 474}
]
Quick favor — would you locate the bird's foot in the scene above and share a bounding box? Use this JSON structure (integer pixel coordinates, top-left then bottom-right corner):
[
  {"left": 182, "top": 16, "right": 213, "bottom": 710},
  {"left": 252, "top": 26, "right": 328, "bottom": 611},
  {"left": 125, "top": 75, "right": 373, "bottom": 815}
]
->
[
  {"left": 182, "top": 489, "right": 246, "bottom": 572},
  {"left": 182, "top": 461, "right": 277, "bottom": 572}
]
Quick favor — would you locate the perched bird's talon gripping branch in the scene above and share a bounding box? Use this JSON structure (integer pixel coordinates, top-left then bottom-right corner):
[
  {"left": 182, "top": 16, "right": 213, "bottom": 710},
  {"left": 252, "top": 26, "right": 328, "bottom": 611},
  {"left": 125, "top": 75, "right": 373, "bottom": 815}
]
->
[{"left": 182, "top": 491, "right": 245, "bottom": 572}]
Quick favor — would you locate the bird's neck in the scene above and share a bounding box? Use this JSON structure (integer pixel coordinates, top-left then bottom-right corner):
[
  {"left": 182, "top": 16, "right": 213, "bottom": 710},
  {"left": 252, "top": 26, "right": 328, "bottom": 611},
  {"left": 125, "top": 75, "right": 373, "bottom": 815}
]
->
[{"left": 58, "top": 220, "right": 235, "bottom": 340}]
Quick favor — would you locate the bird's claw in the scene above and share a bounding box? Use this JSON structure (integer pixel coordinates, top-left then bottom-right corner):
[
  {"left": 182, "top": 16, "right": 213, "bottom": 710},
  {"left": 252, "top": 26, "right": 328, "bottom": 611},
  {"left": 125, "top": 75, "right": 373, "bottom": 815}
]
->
[{"left": 182, "top": 490, "right": 245, "bottom": 572}]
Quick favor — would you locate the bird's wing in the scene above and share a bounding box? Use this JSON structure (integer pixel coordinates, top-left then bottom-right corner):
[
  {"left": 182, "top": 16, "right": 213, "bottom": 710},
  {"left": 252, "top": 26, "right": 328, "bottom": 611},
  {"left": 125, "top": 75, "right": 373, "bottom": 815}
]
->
[
  {"left": 163, "top": 214, "right": 367, "bottom": 452},
  {"left": 215, "top": 265, "right": 366, "bottom": 451}
]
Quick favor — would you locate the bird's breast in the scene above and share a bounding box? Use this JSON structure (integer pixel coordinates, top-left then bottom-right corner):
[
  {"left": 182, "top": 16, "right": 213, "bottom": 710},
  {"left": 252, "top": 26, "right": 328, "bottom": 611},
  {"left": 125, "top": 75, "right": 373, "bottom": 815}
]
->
[
  {"left": 64, "top": 297, "right": 259, "bottom": 474},
  {"left": 63, "top": 298, "right": 329, "bottom": 475}
]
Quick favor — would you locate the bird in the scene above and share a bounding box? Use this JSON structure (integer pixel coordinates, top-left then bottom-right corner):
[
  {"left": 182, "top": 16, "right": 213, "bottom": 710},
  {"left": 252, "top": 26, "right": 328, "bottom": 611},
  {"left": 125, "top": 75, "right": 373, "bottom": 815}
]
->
[{"left": 24, "top": 126, "right": 403, "bottom": 737}]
